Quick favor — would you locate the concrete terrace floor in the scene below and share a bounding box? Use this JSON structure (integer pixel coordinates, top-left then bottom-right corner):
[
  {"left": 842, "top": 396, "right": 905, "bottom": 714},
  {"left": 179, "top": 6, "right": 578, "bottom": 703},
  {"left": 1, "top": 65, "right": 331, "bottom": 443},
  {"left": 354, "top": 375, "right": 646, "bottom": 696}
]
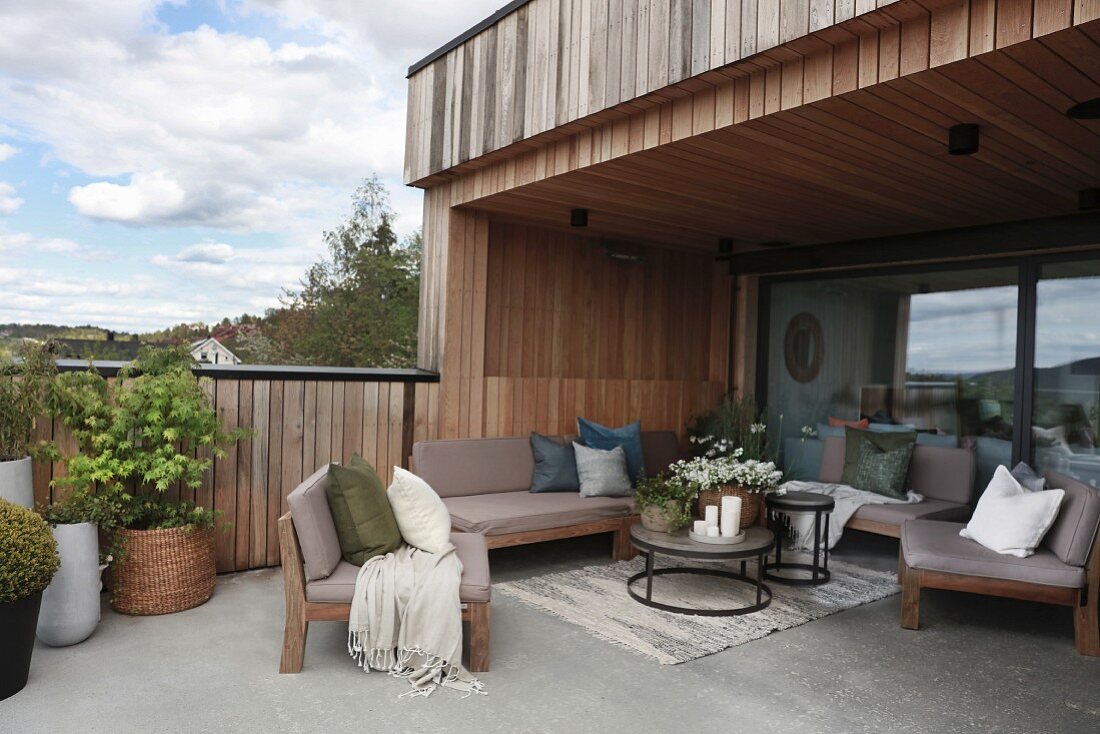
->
[{"left": 2, "top": 532, "right": 1097, "bottom": 734}]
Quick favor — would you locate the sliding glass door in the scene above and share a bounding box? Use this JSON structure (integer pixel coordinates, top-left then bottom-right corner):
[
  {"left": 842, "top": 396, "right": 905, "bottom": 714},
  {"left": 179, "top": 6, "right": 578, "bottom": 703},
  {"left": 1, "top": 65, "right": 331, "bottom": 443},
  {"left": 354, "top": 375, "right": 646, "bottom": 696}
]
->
[
  {"left": 1032, "top": 260, "right": 1100, "bottom": 487},
  {"left": 760, "top": 251, "right": 1100, "bottom": 492}
]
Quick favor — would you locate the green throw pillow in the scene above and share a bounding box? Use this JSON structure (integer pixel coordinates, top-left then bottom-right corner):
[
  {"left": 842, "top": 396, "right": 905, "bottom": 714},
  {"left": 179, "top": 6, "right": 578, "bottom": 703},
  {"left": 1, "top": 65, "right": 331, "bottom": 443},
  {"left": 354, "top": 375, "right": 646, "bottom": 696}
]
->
[
  {"left": 325, "top": 455, "right": 402, "bottom": 566},
  {"left": 840, "top": 426, "right": 916, "bottom": 487},
  {"left": 850, "top": 438, "right": 913, "bottom": 499}
]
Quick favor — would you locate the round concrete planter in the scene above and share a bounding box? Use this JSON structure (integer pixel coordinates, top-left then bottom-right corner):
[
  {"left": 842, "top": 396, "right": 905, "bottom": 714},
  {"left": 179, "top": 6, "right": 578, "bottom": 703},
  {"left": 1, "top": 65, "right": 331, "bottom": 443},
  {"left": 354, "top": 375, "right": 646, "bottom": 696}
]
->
[
  {"left": 0, "top": 457, "right": 34, "bottom": 508},
  {"left": 0, "top": 591, "right": 43, "bottom": 701},
  {"left": 37, "top": 523, "right": 102, "bottom": 647},
  {"left": 640, "top": 501, "right": 683, "bottom": 533}
]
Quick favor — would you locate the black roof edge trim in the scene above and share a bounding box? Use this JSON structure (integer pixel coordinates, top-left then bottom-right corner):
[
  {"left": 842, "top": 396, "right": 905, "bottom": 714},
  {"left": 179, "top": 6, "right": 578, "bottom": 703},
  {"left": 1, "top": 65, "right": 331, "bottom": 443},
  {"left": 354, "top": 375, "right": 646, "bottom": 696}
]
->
[
  {"left": 407, "top": 0, "right": 532, "bottom": 77},
  {"left": 53, "top": 360, "right": 440, "bottom": 383}
]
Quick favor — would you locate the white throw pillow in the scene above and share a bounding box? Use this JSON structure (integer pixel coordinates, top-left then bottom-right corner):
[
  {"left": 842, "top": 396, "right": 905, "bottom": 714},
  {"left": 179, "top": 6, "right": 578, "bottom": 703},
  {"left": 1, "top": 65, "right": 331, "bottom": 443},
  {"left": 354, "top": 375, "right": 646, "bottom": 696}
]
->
[
  {"left": 960, "top": 465, "right": 1064, "bottom": 558},
  {"left": 386, "top": 467, "right": 452, "bottom": 554}
]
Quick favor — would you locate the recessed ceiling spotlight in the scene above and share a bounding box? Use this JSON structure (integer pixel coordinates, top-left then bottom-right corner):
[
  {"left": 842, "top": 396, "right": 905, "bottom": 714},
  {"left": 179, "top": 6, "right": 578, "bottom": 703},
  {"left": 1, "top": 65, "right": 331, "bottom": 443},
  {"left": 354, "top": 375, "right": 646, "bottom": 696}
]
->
[
  {"left": 948, "top": 124, "right": 980, "bottom": 155},
  {"left": 1067, "top": 98, "right": 1100, "bottom": 120},
  {"left": 570, "top": 208, "right": 588, "bottom": 227},
  {"left": 1080, "top": 189, "right": 1100, "bottom": 211}
]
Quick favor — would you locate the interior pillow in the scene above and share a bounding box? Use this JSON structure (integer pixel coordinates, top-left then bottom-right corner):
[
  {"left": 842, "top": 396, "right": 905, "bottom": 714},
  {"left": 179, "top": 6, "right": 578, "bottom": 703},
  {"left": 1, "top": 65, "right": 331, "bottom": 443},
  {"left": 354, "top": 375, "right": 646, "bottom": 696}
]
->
[
  {"left": 840, "top": 426, "right": 916, "bottom": 486},
  {"left": 1010, "top": 461, "right": 1046, "bottom": 492},
  {"left": 849, "top": 438, "right": 912, "bottom": 499},
  {"left": 960, "top": 465, "right": 1065, "bottom": 558},
  {"left": 577, "top": 418, "right": 646, "bottom": 482},
  {"left": 827, "top": 416, "right": 869, "bottom": 429},
  {"left": 386, "top": 467, "right": 453, "bottom": 554},
  {"left": 573, "top": 443, "right": 633, "bottom": 498},
  {"left": 1032, "top": 425, "right": 1072, "bottom": 455},
  {"left": 325, "top": 458, "right": 403, "bottom": 566},
  {"left": 529, "top": 432, "right": 580, "bottom": 493}
]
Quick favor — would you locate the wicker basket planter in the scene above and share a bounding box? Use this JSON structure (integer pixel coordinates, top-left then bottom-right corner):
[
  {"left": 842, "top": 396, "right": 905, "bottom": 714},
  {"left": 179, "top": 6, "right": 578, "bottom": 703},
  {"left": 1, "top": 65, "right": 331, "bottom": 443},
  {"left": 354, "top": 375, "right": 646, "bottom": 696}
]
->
[
  {"left": 696, "top": 485, "right": 764, "bottom": 527},
  {"left": 111, "top": 526, "right": 216, "bottom": 616}
]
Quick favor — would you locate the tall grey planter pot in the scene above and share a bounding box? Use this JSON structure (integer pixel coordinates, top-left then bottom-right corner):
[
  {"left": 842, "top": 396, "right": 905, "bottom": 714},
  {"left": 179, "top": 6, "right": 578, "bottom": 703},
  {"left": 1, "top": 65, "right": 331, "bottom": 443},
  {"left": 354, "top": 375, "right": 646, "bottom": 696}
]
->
[
  {"left": 36, "top": 523, "right": 102, "bottom": 647},
  {"left": 0, "top": 457, "right": 34, "bottom": 508}
]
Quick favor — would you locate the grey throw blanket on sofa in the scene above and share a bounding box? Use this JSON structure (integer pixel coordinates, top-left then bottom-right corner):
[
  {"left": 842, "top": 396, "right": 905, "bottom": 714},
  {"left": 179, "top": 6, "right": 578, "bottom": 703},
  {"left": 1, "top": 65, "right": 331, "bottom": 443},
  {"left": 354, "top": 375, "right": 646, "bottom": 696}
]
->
[
  {"left": 774, "top": 481, "right": 922, "bottom": 551},
  {"left": 348, "top": 543, "right": 484, "bottom": 698}
]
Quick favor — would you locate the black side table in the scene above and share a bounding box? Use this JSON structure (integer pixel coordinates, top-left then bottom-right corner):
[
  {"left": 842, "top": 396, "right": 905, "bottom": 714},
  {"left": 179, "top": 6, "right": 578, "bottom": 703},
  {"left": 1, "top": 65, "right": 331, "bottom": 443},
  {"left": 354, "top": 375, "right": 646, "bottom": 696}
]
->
[{"left": 763, "top": 490, "right": 835, "bottom": 586}]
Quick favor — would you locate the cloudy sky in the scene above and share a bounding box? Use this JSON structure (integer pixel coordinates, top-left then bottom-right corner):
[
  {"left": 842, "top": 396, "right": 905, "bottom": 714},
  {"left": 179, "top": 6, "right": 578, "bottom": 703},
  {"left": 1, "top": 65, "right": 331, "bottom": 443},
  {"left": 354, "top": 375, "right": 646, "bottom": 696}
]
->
[{"left": 0, "top": 0, "right": 500, "bottom": 332}]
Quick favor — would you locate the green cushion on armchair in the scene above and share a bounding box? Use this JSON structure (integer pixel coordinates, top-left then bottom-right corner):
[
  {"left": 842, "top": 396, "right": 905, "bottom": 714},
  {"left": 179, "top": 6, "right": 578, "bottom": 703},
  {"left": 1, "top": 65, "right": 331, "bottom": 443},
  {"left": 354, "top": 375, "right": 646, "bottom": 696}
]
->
[{"left": 324, "top": 455, "right": 402, "bottom": 566}]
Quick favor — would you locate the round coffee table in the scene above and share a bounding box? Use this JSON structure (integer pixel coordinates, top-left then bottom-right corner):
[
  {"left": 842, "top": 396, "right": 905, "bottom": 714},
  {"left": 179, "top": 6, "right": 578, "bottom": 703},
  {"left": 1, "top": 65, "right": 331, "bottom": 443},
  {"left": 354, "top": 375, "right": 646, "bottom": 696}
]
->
[
  {"left": 763, "top": 490, "right": 835, "bottom": 586},
  {"left": 627, "top": 524, "right": 774, "bottom": 616}
]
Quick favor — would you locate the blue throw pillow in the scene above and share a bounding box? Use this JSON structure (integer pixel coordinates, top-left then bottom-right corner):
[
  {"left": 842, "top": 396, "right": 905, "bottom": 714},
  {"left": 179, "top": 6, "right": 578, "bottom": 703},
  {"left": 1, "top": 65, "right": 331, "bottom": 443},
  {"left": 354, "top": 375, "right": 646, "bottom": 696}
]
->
[
  {"left": 529, "top": 432, "right": 580, "bottom": 493},
  {"left": 915, "top": 432, "right": 958, "bottom": 448},
  {"left": 577, "top": 418, "right": 645, "bottom": 482}
]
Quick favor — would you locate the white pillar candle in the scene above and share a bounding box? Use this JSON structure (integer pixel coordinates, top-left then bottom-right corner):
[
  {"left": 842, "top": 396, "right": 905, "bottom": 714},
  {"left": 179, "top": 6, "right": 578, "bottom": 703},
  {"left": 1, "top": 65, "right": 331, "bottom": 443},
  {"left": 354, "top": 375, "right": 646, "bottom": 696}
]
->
[
  {"left": 693, "top": 520, "right": 707, "bottom": 536},
  {"left": 704, "top": 504, "right": 719, "bottom": 528},
  {"left": 706, "top": 525, "right": 720, "bottom": 538},
  {"left": 720, "top": 495, "right": 742, "bottom": 537}
]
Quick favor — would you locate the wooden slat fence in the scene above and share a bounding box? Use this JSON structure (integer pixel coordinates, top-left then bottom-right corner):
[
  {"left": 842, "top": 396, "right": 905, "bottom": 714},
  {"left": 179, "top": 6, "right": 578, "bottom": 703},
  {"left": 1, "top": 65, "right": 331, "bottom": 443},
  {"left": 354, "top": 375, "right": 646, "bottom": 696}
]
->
[{"left": 32, "top": 367, "right": 441, "bottom": 573}]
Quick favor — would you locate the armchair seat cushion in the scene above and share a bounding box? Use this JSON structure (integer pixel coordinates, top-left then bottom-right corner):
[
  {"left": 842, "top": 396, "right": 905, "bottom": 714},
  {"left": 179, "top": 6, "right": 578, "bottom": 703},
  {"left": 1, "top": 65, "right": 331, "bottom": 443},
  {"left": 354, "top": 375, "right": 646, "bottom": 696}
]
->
[
  {"left": 851, "top": 498, "right": 970, "bottom": 526},
  {"left": 902, "top": 520, "right": 1085, "bottom": 589},
  {"left": 305, "top": 531, "right": 491, "bottom": 603},
  {"left": 444, "top": 491, "right": 635, "bottom": 535}
]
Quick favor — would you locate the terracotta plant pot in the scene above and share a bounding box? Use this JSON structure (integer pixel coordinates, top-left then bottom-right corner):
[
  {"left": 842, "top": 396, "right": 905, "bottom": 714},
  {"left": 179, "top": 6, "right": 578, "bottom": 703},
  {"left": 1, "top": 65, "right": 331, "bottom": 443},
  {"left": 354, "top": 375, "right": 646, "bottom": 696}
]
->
[
  {"left": 111, "top": 526, "right": 216, "bottom": 616},
  {"left": 640, "top": 501, "right": 683, "bottom": 533},
  {"left": 0, "top": 591, "right": 43, "bottom": 701}
]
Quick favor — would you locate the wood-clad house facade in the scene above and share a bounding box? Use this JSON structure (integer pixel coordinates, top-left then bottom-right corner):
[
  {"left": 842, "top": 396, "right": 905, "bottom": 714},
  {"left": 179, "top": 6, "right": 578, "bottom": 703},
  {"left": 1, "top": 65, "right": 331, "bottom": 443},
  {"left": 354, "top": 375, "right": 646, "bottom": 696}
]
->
[{"left": 404, "top": 0, "right": 1100, "bottom": 458}]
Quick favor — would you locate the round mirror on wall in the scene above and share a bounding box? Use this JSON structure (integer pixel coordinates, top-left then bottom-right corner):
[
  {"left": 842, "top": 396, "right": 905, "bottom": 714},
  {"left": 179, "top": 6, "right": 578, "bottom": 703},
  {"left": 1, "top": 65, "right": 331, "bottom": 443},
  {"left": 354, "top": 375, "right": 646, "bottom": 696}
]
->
[{"left": 784, "top": 313, "right": 823, "bottom": 383}]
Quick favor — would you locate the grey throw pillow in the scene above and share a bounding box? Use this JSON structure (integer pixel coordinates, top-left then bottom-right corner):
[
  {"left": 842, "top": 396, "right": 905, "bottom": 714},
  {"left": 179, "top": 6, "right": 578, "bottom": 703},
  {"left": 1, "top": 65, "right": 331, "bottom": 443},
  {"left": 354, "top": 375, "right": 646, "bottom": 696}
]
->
[
  {"left": 572, "top": 443, "right": 633, "bottom": 497},
  {"left": 1010, "top": 462, "right": 1046, "bottom": 492},
  {"left": 529, "top": 432, "right": 580, "bottom": 492},
  {"left": 851, "top": 438, "right": 912, "bottom": 499}
]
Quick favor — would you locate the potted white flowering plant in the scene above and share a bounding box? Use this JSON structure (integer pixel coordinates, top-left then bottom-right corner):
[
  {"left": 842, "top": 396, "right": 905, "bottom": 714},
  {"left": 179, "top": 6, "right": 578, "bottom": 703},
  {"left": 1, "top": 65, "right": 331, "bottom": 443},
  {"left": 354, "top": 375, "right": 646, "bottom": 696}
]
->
[{"left": 670, "top": 451, "right": 783, "bottom": 528}]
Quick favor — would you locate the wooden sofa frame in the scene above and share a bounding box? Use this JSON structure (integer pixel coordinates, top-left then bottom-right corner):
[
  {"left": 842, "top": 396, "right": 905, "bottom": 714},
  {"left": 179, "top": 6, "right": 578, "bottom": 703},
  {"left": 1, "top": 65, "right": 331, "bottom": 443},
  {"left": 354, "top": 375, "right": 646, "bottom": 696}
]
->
[
  {"left": 479, "top": 515, "right": 640, "bottom": 561},
  {"left": 277, "top": 512, "right": 492, "bottom": 673},
  {"left": 899, "top": 528, "right": 1100, "bottom": 656}
]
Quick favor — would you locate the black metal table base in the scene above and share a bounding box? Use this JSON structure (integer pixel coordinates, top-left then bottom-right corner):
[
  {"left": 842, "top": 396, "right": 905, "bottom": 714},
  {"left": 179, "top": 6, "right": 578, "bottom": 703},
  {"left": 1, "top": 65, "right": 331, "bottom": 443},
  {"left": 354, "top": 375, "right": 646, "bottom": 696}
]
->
[
  {"left": 626, "top": 557, "right": 772, "bottom": 616},
  {"left": 764, "top": 504, "right": 832, "bottom": 586},
  {"left": 762, "top": 561, "right": 832, "bottom": 586}
]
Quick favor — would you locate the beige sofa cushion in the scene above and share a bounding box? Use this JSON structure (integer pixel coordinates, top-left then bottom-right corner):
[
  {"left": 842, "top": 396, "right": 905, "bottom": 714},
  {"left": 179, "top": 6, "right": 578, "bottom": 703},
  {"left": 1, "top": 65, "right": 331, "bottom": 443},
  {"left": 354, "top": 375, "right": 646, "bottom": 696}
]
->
[
  {"left": 1042, "top": 471, "right": 1100, "bottom": 567},
  {"left": 305, "top": 531, "right": 491, "bottom": 604},
  {"left": 286, "top": 465, "right": 342, "bottom": 581},
  {"left": 444, "top": 491, "right": 635, "bottom": 535},
  {"left": 851, "top": 498, "right": 970, "bottom": 526},
  {"left": 902, "top": 520, "right": 1085, "bottom": 588}
]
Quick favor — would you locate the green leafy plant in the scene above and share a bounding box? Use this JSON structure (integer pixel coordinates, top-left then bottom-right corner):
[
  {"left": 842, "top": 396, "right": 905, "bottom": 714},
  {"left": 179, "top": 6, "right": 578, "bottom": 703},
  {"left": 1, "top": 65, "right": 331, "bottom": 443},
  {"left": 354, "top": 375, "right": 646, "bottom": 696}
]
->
[
  {"left": 0, "top": 340, "right": 57, "bottom": 461},
  {"left": 634, "top": 474, "right": 697, "bottom": 532},
  {"left": 0, "top": 499, "right": 60, "bottom": 604},
  {"left": 687, "top": 393, "right": 776, "bottom": 461},
  {"left": 44, "top": 345, "right": 249, "bottom": 536}
]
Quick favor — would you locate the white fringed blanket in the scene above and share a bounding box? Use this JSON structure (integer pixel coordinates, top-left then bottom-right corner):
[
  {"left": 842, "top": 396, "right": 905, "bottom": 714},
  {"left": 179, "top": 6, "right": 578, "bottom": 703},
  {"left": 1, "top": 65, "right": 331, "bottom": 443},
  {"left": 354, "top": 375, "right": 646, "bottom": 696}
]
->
[
  {"left": 773, "top": 481, "right": 922, "bottom": 551},
  {"left": 348, "top": 543, "right": 484, "bottom": 698}
]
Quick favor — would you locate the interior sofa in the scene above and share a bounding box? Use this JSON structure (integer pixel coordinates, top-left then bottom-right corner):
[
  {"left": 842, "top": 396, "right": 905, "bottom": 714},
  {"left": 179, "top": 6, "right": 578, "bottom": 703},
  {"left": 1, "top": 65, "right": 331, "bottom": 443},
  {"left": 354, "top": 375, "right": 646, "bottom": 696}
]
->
[
  {"left": 900, "top": 471, "right": 1100, "bottom": 655},
  {"left": 818, "top": 435, "right": 976, "bottom": 537},
  {"left": 411, "top": 431, "right": 685, "bottom": 561},
  {"left": 278, "top": 465, "right": 492, "bottom": 673}
]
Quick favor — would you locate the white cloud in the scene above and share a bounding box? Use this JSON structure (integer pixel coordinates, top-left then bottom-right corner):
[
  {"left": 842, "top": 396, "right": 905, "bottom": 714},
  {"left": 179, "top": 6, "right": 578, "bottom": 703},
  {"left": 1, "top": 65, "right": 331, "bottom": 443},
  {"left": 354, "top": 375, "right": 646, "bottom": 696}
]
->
[
  {"left": 0, "top": 182, "right": 23, "bottom": 215},
  {"left": 0, "top": 143, "right": 17, "bottom": 162},
  {"left": 0, "top": 230, "right": 80, "bottom": 254},
  {"left": 69, "top": 171, "right": 187, "bottom": 223},
  {"left": 152, "top": 240, "right": 312, "bottom": 295}
]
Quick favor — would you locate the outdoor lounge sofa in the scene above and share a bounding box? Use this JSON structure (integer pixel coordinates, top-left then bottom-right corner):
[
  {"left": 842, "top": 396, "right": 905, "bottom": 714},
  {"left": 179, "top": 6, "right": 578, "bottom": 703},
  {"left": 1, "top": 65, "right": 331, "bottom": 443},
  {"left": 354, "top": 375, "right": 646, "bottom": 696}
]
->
[
  {"left": 899, "top": 471, "right": 1100, "bottom": 655},
  {"left": 411, "top": 431, "right": 685, "bottom": 561},
  {"left": 818, "top": 435, "right": 976, "bottom": 537},
  {"left": 278, "top": 466, "right": 492, "bottom": 673}
]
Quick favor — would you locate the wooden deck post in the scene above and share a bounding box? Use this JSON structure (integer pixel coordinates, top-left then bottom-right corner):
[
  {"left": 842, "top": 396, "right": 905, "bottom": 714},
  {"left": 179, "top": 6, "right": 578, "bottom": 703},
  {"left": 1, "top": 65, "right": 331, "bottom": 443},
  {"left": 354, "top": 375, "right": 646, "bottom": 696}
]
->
[
  {"left": 900, "top": 557, "right": 921, "bottom": 630},
  {"left": 278, "top": 513, "right": 309, "bottom": 673},
  {"left": 467, "top": 602, "right": 491, "bottom": 673}
]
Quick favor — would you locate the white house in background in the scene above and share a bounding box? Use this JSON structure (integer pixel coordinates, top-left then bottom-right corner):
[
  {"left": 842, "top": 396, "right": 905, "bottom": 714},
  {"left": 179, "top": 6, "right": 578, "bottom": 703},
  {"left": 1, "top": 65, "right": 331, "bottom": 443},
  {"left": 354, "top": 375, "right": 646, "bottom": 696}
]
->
[{"left": 190, "top": 337, "right": 241, "bottom": 365}]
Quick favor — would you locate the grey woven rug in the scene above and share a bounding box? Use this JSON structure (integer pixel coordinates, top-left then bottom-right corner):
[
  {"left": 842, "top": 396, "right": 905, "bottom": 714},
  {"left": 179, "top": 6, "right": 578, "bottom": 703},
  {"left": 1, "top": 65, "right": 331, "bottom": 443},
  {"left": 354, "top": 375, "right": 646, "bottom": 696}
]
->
[{"left": 495, "top": 554, "right": 899, "bottom": 664}]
